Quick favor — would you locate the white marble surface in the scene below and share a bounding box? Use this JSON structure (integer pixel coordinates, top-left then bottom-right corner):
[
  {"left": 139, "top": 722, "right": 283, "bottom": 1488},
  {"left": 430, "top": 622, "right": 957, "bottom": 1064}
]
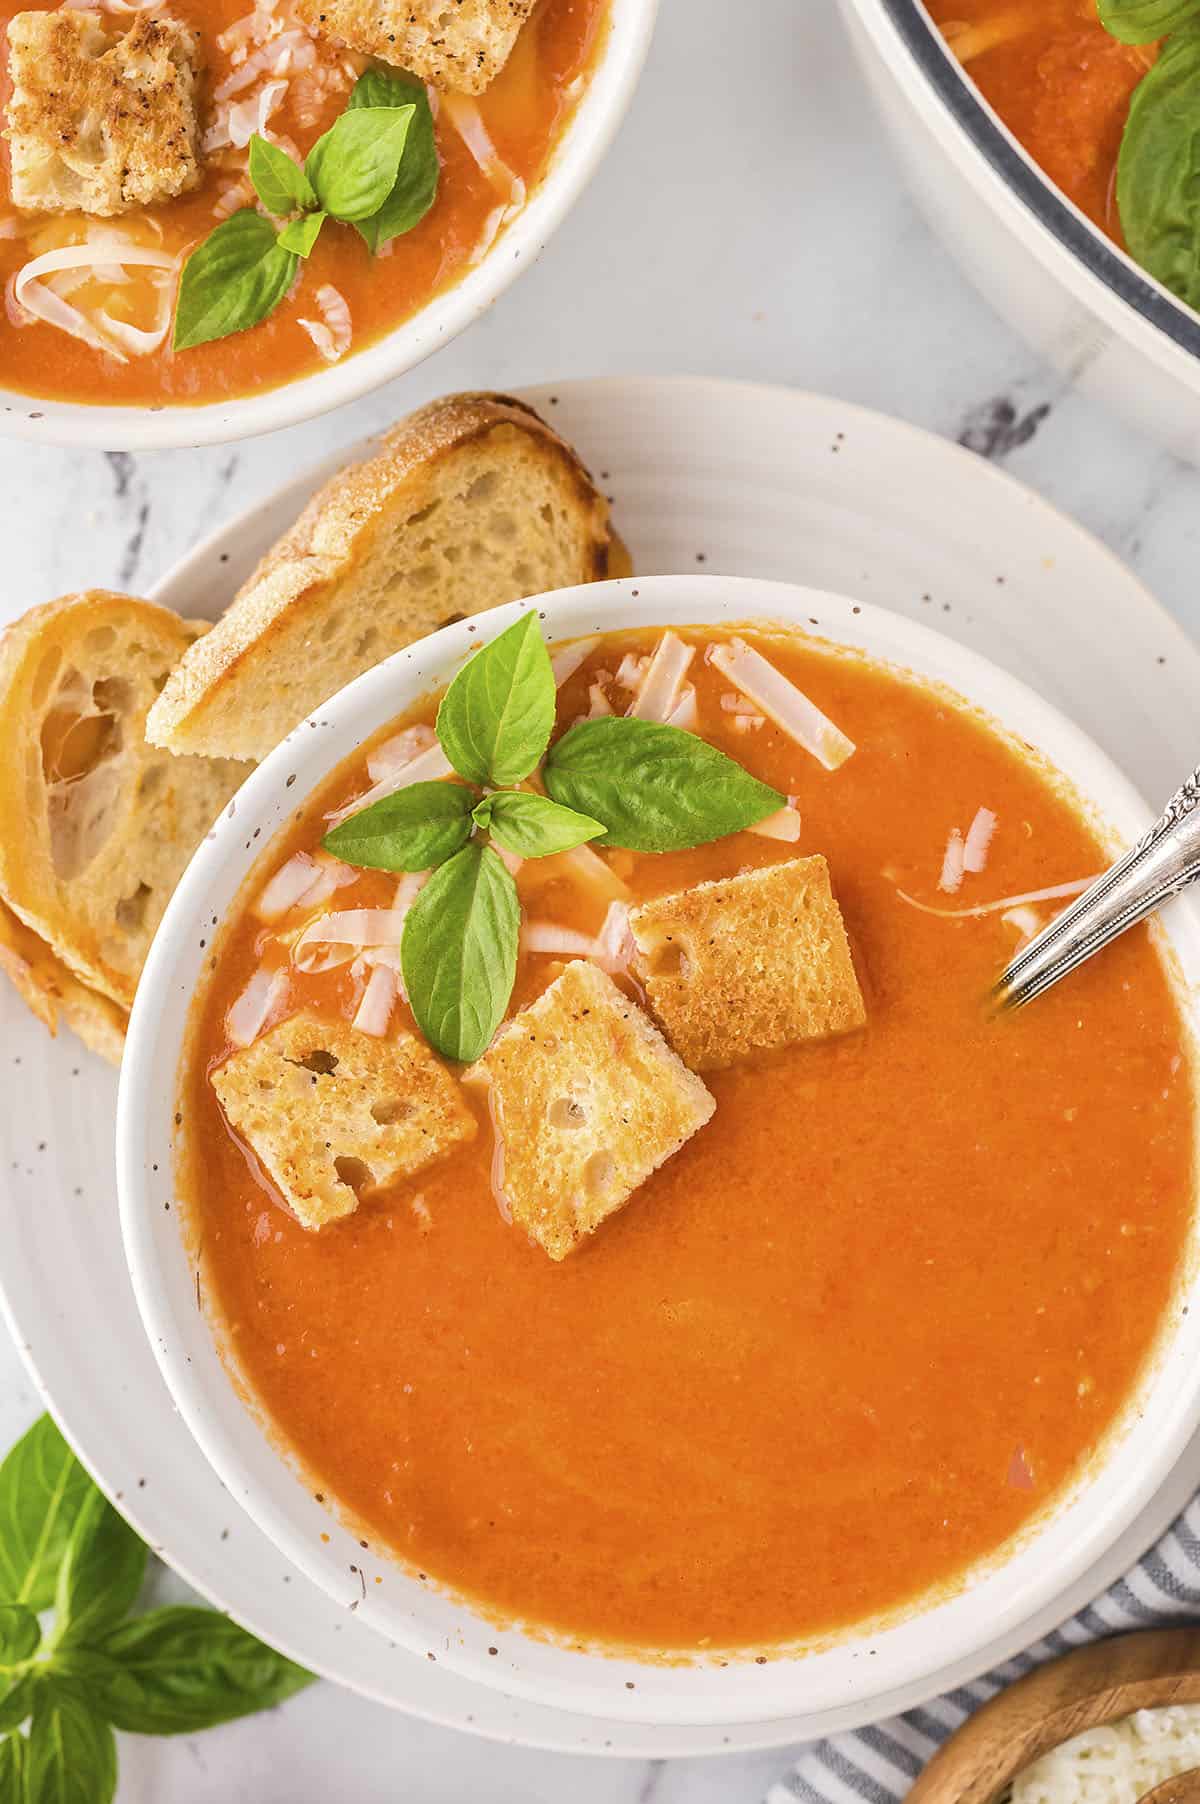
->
[{"left": 3, "top": 0, "right": 1200, "bottom": 1797}]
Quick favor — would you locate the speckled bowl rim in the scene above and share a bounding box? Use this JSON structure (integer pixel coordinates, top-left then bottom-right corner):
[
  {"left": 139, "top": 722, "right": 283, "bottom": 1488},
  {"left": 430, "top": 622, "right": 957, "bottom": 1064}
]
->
[
  {"left": 117, "top": 573, "right": 1200, "bottom": 1726},
  {"left": 0, "top": 0, "right": 657, "bottom": 450}
]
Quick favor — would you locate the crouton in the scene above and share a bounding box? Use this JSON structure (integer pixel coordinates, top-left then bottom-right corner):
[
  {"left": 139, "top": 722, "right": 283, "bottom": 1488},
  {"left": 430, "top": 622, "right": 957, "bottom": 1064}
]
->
[
  {"left": 628, "top": 856, "right": 867, "bottom": 1071},
  {"left": 212, "top": 1011, "right": 476, "bottom": 1230},
  {"left": 297, "top": 0, "right": 534, "bottom": 94},
  {"left": 465, "top": 962, "right": 714, "bottom": 1261},
  {"left": 5, "top": 12, "right": 202, "bottom": 217},
  {"left": 0, "top": 900, "right": 126, "bottom": 1066}
]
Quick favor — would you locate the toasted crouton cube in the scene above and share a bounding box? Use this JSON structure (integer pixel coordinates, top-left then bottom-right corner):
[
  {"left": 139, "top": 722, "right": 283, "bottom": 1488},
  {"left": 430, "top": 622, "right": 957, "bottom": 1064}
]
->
[
  {"left": 295, "top": 0, "right": 534, "bottom": 94},
  {"left": 211, "top": 1011, "right": 476, "bottom": 1230},
  {"left": 5, "top": 12, "right": 202, "bottom": 217},
  {"left": 465, "top": 962, "right": 714, "bottom": 1261},
  {"left": 629, "top": 856, "right": 866, "bottom": 1071}
]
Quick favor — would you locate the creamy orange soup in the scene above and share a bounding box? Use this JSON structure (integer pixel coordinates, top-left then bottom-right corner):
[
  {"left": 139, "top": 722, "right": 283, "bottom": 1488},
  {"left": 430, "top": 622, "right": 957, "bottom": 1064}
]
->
[
  {"left": 180, "top": 625, "right": 1194, "bottom": 1653},
  {"left": 0, "top": 0, "right": 605, "bottom": 406}
]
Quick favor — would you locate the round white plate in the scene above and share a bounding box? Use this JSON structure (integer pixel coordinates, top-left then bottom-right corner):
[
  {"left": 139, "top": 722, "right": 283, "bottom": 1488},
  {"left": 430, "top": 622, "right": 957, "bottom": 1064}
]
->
[{"left": 3, "top": 377, "right": 1199, "bottom": 1756}]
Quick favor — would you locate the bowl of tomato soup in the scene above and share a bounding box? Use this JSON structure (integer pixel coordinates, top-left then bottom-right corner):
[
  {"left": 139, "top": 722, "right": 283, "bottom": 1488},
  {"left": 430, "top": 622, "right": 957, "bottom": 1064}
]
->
[
  {"left": 117, "top": 575, "right": 1200, "bottom": 1724},
  {"left": 838, "top": 0, "right": 1200, "bottom": 464},
  {"left": 0, "top": 0, "right": 656, "bottom": 448}
]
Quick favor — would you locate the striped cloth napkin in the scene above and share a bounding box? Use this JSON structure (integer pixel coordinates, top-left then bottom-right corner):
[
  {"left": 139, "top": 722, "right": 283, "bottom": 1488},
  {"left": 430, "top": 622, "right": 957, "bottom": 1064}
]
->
[{"left": 769, "top": 1495, "right": 1200, "bottom": 1804}]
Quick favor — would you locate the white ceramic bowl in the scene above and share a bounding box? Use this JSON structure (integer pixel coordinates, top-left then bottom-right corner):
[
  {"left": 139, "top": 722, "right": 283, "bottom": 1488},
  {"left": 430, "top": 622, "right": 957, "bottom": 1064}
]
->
[
  {"left": 117, "top": 573, "right": 1200, "bottom": 1726},
  {"left": 838, "top": 0, "right": 1200, "bottom": 463},
  {"left": 4, "top": 0, "right": 656, "bottom": 451}
]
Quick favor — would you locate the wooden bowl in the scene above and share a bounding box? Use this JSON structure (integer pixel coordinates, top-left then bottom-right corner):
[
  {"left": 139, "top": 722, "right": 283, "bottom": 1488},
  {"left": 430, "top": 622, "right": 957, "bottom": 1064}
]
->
[{"left": 908, "top": 1629, "right": 1200, "bottom": 1804}]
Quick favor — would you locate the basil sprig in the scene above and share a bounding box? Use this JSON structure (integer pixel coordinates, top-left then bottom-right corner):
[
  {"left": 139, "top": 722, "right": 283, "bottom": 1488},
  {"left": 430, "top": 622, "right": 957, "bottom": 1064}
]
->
[
  {"left": 0, "top": 1415, "right": 312, "bottom": 1799},
  {"left": 1116, "top": 26, "right": 1200, "bottom": 309},
  {"left": 1099, "top": 0, "right": 1200, "bottom": 42},
  {"left": 322, "top": 615, "right": 786, "bottom": 1061},
  {"left": 174, "top": 68, "right": 439, "bottom": 351}
]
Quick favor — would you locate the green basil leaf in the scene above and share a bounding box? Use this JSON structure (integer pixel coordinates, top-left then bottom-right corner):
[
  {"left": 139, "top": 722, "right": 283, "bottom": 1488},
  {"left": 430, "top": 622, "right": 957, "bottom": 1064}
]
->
[
  {"left": 306, "top": 105, "right": 415, "bottom": 223},
  {"left": 0, "top": 1606, "right": 38, "bottom": 1668},
  {"left": 53, "top": 1486, "right": 147, "bottom": 1648},
  {"left": 0, "top": 1730, "right": 24, "bottom": 1796},
  {"left": 174, "top": 211, "right": 298, "bottom": 351},
  {"left": 277, "top": 210, "right": 326, "bottom": 257},
  {"left": 436, "top": 615, "right": 557, "bottom": 786},
  {"left": 248, "top": 133, "right": 317, "bottom": 215},
  {"left": 26, "top": 1686, "right": 115, "bottom": 1804},
  {"left": 1099, "top": 0, "right": 1200, "bottom": 42},
  {"left": 91, "top": 1606, "right": 312, "bottom": 1735},
  {"left": 545, "top": 718, "right": 786, "bottom": 852},
  {"left": 0, "top": 1416, "right": 92, "bottom": 1611},
  {"left": 348, "top": 69, "right": 439, "bottom": 251},
  {"left": 323, "top": 781, "right": 475, "bottom": 871},
  {"left": 1117, "top": 28, "right": 1200, "bottom": 307},
  {"left": 401, "top": 844, "right": 518, "bottom": 1062},
  {"left": 0, "top": 1677, "right": 31, "bottom": 1733},
  {"left": 474, "top": 790, "right": 605, "bottom": 859}
]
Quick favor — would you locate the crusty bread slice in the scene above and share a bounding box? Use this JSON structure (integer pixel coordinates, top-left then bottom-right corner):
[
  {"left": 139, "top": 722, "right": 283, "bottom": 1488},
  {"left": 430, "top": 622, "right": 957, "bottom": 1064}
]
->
[
  {"left": 212, "top": 1011, "right": 477, "bottom": 1230},
  {"left": 0, "top": 900, "right": 126, "bottom": 1066},
  {"left": 0, "top": 592, "right": 248, "bottom": 1011},
  {"left": 465, "top": 961, "right": 715, "bottom": 1261},
  {"left": 146, "top": 393, "right": 614, "bottom": 763},
  {"left": 628, "top": 856, "right": 867, "bottom": 1071}
]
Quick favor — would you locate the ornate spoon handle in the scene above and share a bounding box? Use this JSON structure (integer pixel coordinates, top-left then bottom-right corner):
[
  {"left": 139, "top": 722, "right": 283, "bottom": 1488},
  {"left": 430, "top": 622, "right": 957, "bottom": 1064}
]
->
[{"left": 992, "top": 764, "right": 1200, "bottom": 1012}]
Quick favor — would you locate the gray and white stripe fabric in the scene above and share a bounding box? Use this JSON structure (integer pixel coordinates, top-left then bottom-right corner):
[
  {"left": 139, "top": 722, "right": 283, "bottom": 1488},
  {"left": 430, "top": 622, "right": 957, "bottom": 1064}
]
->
[{"left": 769, "top": 1494, "right": 1200, "bottom": 1804}]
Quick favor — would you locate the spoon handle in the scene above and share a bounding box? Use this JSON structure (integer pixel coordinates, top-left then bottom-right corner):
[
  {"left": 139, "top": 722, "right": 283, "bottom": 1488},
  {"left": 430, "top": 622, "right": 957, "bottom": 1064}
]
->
[{"left": 992, "top": 764, "right": 1200, "bottom": 1012}]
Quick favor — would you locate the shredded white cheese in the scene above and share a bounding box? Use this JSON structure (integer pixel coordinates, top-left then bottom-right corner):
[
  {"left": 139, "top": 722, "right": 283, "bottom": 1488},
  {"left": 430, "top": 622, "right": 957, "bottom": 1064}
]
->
[
  {"left": 1012, "top": 1707, "right": 1200, "bottom": 1804},
  {"left": 708, "top": 639, "right": 856, "bottom": 772}
]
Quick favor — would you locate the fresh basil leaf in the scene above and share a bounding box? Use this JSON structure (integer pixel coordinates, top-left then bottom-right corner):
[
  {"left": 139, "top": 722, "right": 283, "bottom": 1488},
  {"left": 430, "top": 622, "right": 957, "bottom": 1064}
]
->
[
  {"left": 53, "top": 1486, "right": 147, "bottom": 1648},
  {"left": 348, "top": 69, "right": 439, "bottom": 252},
  {"left": 0, "top": 1730, "right": 24, "bottom": 1795},
  {"left": 26, "top": 1686, "right": 115, "bottom": 1804},
  {"left": 401, "top": 844, "right": 519, "bottom": 1062},
  {"left": 323, "top": 781, "right": 474, "bottom": 871},
  {"left": 306, "top": 105, "right": 415, "bottom": 223},
  {"left": 174, "top": 211, "right": 298, "bottom": 351},
  {"left": 1099, "top": 0, "right": 1200, "bottom": 42},
  {"left": 248, "top": 133, "right": 317, "bottom": 215},
  {"left": 91, "top": 1607, "right": 312, "bottom": 1735},
  {"left": 277, "top": 210, "right": 325, "bottom": 257},
  {"left": 436, "top": 615, "right": 557, "bottom": 787},
  {"left": 0, "top": 1677, "right": 31, "bottom": 1733},
  {"left": 474, "top": 790, "right": 605, "bottom": 859},
  {"left": 1117, "top": 27, "right": 1200, "bottom": 308},
  {"left": 0, "top": 1416, "right": 92, "bottom": 1611},
  {"left": 545, "top": 718, "right": 785, "bottom": 852},
  {"left": 0, "top": 1606, "right": 37, "bottom": 1668}
]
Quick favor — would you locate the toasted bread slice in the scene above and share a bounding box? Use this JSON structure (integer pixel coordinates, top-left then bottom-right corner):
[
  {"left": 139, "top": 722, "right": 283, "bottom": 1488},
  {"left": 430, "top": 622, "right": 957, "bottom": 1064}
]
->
[
  {"left": 465, "top": 962, "right": 715, "bottom": 1261},
  {"left": 0, "top": 901, "right": 126, "bottom": 1066},
  {"left": 628, "top": 856, "right": 867, "bottom": 1071},
  {"left": 146, "top": 394, "right": 613, "bottom": 763},
  {"left": 0, "top": 592, "right": 247, "bottom": 1011},
  {"left": 296, "top": 0, "right": 534, "bottom": 93},
  {"left": 212, "top": 1011, "right": 477, "bottom": 1230}
]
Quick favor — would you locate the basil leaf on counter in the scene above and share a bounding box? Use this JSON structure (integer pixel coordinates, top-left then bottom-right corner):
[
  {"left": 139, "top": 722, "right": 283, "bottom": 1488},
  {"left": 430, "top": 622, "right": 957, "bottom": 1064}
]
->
[
  {"left": 1117, "top": 27, "right": 1200, "bottom": 308},
  {"left": 174, "top": 211, "right": 298, "bottom": 351},
  {"left": 277, "top": 210, "right": 326, "bottom": 257},
  {"left": 347, "top": 69, "right": 439, "bottom": 252},
  {"left": 0, "top": 1415, "right": 92, "bottom": 1611},
  {"left": 545, "top": 717, "right": 785, "bottom": 852},
  {"left": 26, "top": 1685, "right": 116, "bottom": 1804},
  {"left": 306, "top": 105, "right": 416, "bottom": 223},
  {"left": 474, "top": 790, "right": 605, "bottom": 859},
  {"left": 1099, "top": 0, "right": 1200, "bottom": 41},
  {"left": 53, "top": 1487, "right": 147, "bottom": 1648},
  {"left": 436, "top": 614, "right": 557, "bottom": 787},
  {"left": 323, "top": 781, "right": 475, "bottom": 871},
  {"left": 92, "top": 1607, "right": 313, "bottom": 1735},
  {"left": 0, "top": 1604, "right": 38, "bottom": 1667},
  {"left": 401, "top": 844, "right": 519, "bottom": 1062},
  {"left": 248, "top": 133, "right": 317, "bottom": 216}
]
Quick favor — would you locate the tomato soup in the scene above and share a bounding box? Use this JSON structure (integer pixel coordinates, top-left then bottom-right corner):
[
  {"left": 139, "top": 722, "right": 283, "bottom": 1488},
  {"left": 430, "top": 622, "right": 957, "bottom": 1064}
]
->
[
  {"left": 0, "top": 0, "right": 605, "bottom": 406},
  {"left": 180, "top": 625, "right": 1195, "bottom": 1654}
]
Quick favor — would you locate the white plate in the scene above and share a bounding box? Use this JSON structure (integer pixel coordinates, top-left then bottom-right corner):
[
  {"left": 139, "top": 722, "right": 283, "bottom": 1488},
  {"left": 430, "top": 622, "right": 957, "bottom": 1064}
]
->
[{"left": 3, "top": 376, "right": 1199, "bottom": 1756}]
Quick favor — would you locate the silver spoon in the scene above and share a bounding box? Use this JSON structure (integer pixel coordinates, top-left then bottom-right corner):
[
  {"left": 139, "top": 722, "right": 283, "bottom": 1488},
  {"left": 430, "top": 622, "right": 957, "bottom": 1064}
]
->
[{"left": 991, "top": 764, "right": 1200, "bottom": 1012}]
